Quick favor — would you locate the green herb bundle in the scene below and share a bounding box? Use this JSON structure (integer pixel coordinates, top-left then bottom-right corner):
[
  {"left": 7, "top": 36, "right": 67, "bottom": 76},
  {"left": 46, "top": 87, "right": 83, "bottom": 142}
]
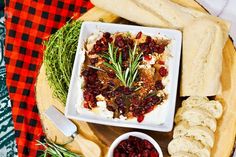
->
[
  {"left": 37, "top": 139, "right": 82, "bottom": 157},
  {"left": 44, "top": 20, "right": 82, "bottom": 104}
]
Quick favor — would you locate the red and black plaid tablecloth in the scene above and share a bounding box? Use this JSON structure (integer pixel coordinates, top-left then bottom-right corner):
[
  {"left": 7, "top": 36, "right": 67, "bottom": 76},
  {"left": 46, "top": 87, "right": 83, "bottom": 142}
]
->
[{"left": 4, "top": 0, "right": 93, "bottom": 156}]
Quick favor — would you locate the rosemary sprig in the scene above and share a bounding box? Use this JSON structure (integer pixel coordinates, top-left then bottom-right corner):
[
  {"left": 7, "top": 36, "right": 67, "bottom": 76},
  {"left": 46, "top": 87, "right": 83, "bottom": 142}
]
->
[
  {"left": 103, "top": 42, "right": 142, "bottom": 87},
  {"left": 37, "top": 139, "right": 82, "bottom": 157}
]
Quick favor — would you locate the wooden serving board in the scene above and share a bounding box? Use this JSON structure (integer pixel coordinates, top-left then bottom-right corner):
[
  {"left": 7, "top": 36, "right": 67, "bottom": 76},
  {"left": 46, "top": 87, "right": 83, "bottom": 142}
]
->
[{"left": 36, "top": 1, "right": 236, "bottom": 157}]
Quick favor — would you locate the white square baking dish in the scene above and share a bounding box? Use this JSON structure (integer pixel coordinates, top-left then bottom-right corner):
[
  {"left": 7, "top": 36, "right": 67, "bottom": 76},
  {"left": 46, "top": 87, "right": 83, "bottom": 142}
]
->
[{"left": 65, "top": 21, "right": 182, "bottom": 132}]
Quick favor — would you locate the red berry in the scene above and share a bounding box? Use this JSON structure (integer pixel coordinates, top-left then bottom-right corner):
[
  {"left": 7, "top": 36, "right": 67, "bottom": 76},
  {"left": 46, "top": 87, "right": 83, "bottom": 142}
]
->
[
  {"left": 114, "top": 152, "right": 120, "bottom": 157},
  {"left": 150, "top": 149, "right": 159, "bottom": 157},
  {"left": 142, "top": 149, "right": 150, "bottom": 157},
  {"left": 137, "top": 115, "right": 144, "bottom": 123},
  {"left": 158, "top": 60, "right": 165, "bottom": 65},
  {"left": 144, "top": 55, "right": 152, "bottom": 61},
  {"left": 155, "top": 80, "right": 164, "bottom": 90},
  {"left": 103, "top": 32, "right": 111, "bottom": 38},
  {"left": 145, "top": 36, "right": 152, "bottom": 43},
  {"left": 136, "top": 31, "right": 142, "bottom": 39},
  {"left": 157, "top": 45, "right": 165, "bottom": 54},
  {"left": 159, "top": 67, "right": 168, "bottom": 77},
  {"left": 83, "top": 102, "right": 89, "bottom": 108},
  {"left": 107, "top": 71, "right": 116, "bottom": 78},
  {"left": 143, "top": 139, "right": 154, "bottom": 149}
]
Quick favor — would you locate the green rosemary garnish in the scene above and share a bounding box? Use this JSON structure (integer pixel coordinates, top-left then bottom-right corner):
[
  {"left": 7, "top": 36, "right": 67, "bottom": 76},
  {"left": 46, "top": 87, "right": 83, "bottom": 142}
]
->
[
  {"left": 44, "top": 20, "right": 82, "bottom": 104},
  {"left": 103, "top": 43, "right": 142, "bottom": 87},
  {"left": 37, "top": 139, "right": 82, "bottom": 157}
]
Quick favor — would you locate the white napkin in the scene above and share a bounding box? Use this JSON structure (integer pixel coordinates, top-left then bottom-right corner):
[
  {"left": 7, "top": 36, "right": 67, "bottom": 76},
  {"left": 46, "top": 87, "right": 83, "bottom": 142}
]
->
[{"left": 196, "top": 0, "right": 236, "bottom": 47}]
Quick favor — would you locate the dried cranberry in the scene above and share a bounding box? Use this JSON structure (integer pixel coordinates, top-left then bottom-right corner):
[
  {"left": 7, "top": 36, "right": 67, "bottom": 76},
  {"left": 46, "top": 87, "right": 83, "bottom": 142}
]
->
[
  {"left": 103, "top": 32, "right": 111, "bottom": 38},
  {"left": 144, "top": 55, "right": 152, "bottom": 61},
  {"left": 127, "top": 39, "right": 134, "bottom": 47},
  {"left": 150, "top": 149, "right": 159, "bottom": 157},
  {"left": 96, "top": 40, "right": 102, "bottom": 46},
  {"left": 143, "top": 139, "right": 154, "bottom": 149},
  {"left": 117, "top": 40, "right": 125, "bottom": 48},
  {"left": 115, "top": 97, "right": 123, "bottom": 105},
  {"left": 123, "top": 87, "right": 132, "bottom": 95},
  {"left": 83, "top": 102, "right": 89, "bottom": 108},
  {"left": 137, "top": 115, "right": 144, "bottom": 123},
  {"left": 116, "top": 86, "right": 125, "bottom": 92},
  {"left": 158, "top": 60, "right": 165, "bottom": 65},
  {"left": 81, "top": 70, "right": 89, "bottom": 77},
  {"left": 142, "top": 149, "right": 150, "bottom": 157},
  {"left": 101, "top": 37, "right": 107, "bottom": 43},
  {"left": 107, "top": 71, "right": 116, "bottom": 78},
  {"left": 155, "top": 80, "right": 164, "bottom": 90},
  {"left": 95, "top": 46, "right": 101, "bottom": 53},
  {"left": 130, "top": 96, "right": 140, "bottom": 106},
  {"left": 114, "top": 152, "right": 120, "bottom": 157},
  {"left": 121, "top": 153, "right": 127, "bottom": 157},
  {"left": 159, "top": 67, "right": 168, "bottom": 77},
  {"left": 128, "top": 152, "right": 136, "bottom": 157},
  {"left": 136, "top": 31, "right": 142, "bottom": 39},
  {"left": 145, "top": 105, "right": 154, "bottom": 113},
  {"left": 119, "top": 140, "right": 128, "bottom": 148},
  {"left": 156, "top": 45, "right": 165, "bottom": 54},
  {"left": 145, "top": 36, "right": 152, "bottom": 43},
  {"left": 108, "top": 37, "right": 113, "bottom": 43},
  {"left": 116, "top": 35, "right": 123, "bottom": 41},
  {"left": 90, "top": 58, "right": 98, "bottom": 64}
]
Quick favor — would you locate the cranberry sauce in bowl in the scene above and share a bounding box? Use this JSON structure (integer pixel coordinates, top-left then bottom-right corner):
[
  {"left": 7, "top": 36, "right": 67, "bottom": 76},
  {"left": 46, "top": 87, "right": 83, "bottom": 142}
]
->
[{"left": 108, "top": 132, "right": 163, "bottom": 157}]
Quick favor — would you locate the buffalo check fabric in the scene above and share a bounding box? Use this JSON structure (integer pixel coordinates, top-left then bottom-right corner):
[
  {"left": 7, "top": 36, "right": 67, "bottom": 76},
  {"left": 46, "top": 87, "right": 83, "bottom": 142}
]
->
[{"left": 4, "top": 0, "right": 93, "bottom": 156}]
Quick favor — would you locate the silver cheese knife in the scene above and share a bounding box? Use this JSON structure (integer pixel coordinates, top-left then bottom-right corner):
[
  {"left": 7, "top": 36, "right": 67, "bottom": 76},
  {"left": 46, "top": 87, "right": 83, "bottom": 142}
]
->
[{"left": 44, "top": 105, "right": 101, "bottom": 157}]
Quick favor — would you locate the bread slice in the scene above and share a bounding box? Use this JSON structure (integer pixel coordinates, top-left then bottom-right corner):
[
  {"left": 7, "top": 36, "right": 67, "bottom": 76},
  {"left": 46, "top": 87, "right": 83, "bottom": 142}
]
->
[
  {"left": 132, "top": 0, "right": 206, "bottom": 29},
  {"left": 168, "top": 136, "right": 211, "bottom": 157},
  {"left": 90, "top": 0, "right": 170, "bottom": 27},
  {"left": 173, "top": 121, "right": 215, "bottom": 147},
  {"left": 182, "top": 96, "right": 209, "bottom": 106},
  {"left": 182, "top": 96, "right": 223, "bottom": 119},
  {"left": 171, "top": 152, "right": 198, "bottom": 157},
  {"left": 175, "top": 107, "right": 217, "bottom": 132},
  {"left": 180, "top": 17, "right": 229, "bottom": 96}
]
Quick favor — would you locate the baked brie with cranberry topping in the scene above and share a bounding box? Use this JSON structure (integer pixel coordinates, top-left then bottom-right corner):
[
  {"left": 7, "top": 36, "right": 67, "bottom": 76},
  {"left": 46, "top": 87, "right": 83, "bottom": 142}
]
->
[{"left": 80, "top": 31, "right": 170, "bottom": 122}]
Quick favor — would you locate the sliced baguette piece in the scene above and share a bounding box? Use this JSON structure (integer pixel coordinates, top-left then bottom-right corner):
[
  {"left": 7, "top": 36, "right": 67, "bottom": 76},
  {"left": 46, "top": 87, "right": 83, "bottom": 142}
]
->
[
  {"left": 180, "top": 17, "right": 229, "bottom": 96},
  {"left": 173, "top": 121, "right": 215, "bottom": 147},
  {"left": 182, "top": 96, "right": 209, "bottom": 106},
  {"left": 175, "top": 107, "right": 217, "bottom": 132},
  {"left": 182, "top": 97, "right": 223, "bottom": 119},
  {"left": 90, "top": 0, "right": 170, "bottom": 27},
  {"left": 171, "top": 152, "right": 198, "bottom": 157},
  {"left": 168, "top": 136, "right": 211, "bottom": 157},
  {"left": 132, "top": 0, "right": 206, "bottom": 29}
]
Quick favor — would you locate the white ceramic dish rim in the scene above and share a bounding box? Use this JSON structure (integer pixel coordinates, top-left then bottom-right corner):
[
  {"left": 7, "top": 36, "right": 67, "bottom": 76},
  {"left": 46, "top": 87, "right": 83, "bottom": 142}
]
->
[
  {"left": 65, "top": 21, "right": 182, "bottom": 132},
  {"left": 107, "top": 132, "right": 163, "bottom": 157}
]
